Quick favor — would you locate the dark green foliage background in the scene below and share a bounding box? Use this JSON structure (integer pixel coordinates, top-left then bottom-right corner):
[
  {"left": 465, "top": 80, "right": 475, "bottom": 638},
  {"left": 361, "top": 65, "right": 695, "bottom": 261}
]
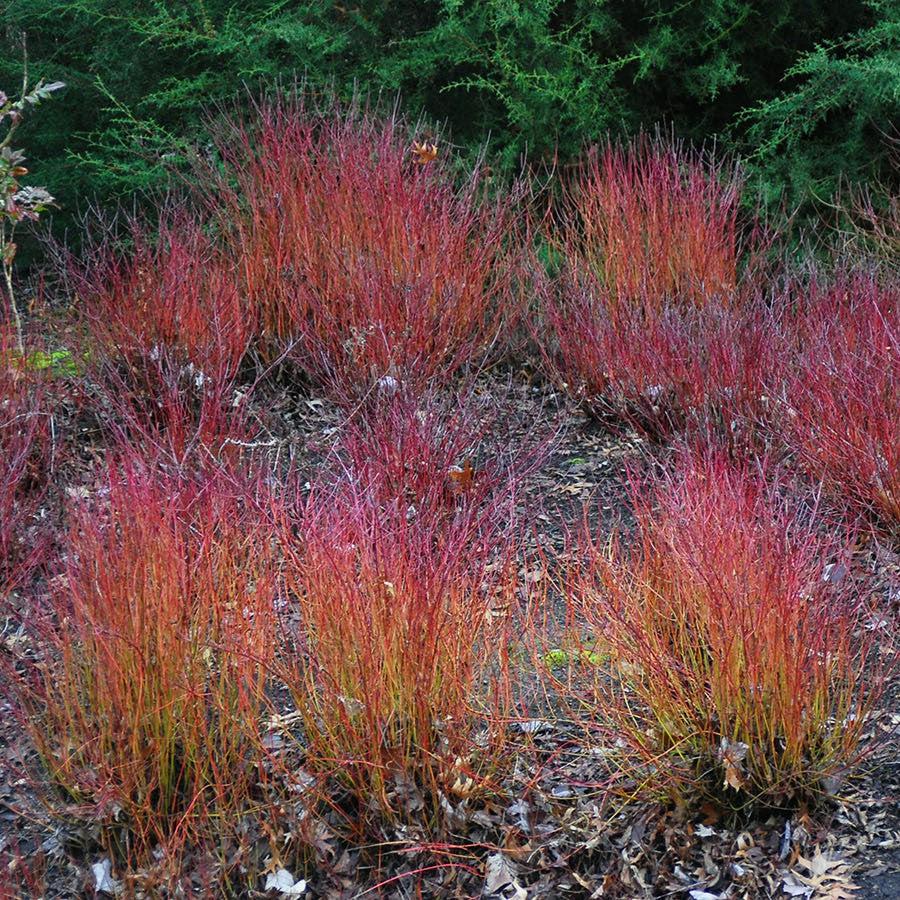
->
[{"left": 2, "top": 0, "right": 898, "bottom": 221}]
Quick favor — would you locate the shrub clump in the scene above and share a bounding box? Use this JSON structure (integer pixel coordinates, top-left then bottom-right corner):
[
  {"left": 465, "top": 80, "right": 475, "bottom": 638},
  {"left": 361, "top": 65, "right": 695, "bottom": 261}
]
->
[
  {"left": 775, "top": 270, "right": 899, "bottom": 532},
  {"left": 208, "top": 92, "right": 524, "bottom": 396},
  {"left": 563, "top": 446, "right": 879, "bottom": 813},
  {"left": 8, "top": 464, "right": 278, "bottom": 874}
]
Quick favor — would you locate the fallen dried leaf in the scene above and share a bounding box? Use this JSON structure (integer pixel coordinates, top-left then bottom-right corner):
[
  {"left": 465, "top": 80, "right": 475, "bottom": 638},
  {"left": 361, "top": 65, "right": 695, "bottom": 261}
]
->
[{"left": 484, "top": 852, "right": 526, "bottom": 899}]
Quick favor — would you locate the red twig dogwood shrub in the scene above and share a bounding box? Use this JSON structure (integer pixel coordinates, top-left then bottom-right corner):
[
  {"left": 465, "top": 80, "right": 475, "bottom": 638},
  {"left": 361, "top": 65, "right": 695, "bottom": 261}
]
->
[
  {"left": 542, "top": 135, "right": 772, "bottom": 442},
  {"left": 562, "top": 447, "right": 879, "bottom": 812},
  {"left": 0, "top": 327, "right": 48, "bottom": 597},
  {"left": 335, "top": 385, "right": 545, "bottom": 510},
  {"left": 82, "top": 339, "right": 255, "bottom": 465},
  {"left": 776, "top": 271, "right": 899, "bottom": 532},
  {"left": 275, "top": 456, "right": 520, "bottom": 827},
  {"left": 8, "top": 463, "right": 278, "bottom": 870},
  {"left": 208, "top": 92, "right": 523, "bottom": 394},
  {"left": 69, "top": 214, "right": 254, "bottom": 459},
  {"left": 559, "top": 135, "right": 752, "bottom": 311},
  {"left": 542, "top": 273, "right": 780, "bottom": 444},
  {"left": 73, "top": 212, "right": 252, "bottom": 379}
]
